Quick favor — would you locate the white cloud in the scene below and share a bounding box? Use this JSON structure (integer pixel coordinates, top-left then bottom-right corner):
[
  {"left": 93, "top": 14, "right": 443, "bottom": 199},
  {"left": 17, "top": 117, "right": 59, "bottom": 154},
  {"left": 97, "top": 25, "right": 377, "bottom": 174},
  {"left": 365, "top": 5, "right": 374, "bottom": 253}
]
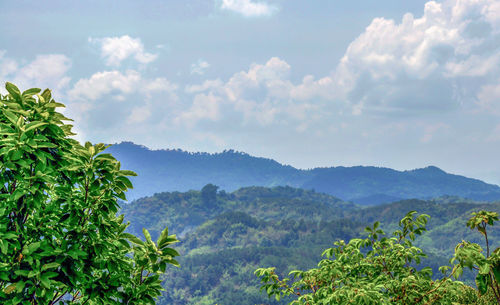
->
[
  {"left": 180, "top": 57, "right": 291, "bottom": 126},
  {"left": 89, "top": 35, "right": 158, "bottom": 67},
  {"left": 69, "top": 70, "right": 142, "bottom": 101},
  {"left": 190, "top": 59, "right": 211, "bottom": 75},
  {"left": 220, "top": 0, "right": 278, "bottom": 17},
  {"left": 69, "top": 70, "right": 178, "bottom": 102},
  {"left": 445, "top": 54, "right": 500, "bottom": 77},
  {"left": 185, "top": 79, "right": 224, "bottom": 94},
  {"left": 0, "top": 51, "right": 18, "bottom": 81},
  {"left": 0, "top": 52, "right": 71, "bottom": 94},
  {"left": 477, "top": 78, "right": 500, "bottom": 114},
  {"left": 64, "top": 68, "right": 180, "bottom": 147},
  {"left": 143, "top": 77, "right": 179, "bottom": 99},
  {"left": 420, "top": 122, "right": 449, "bottom": 143},
  {"left": 174, "top": 0, "right": 500, "bottom": 151},
  {"left": 175, "top": 93, "right": 222, "bottom": 127},
  {"left": 128, "top": 105, "right": 152, "bottom": 124},
  {"left": 332, "top": 0, "right": 500, "bottom": 115},
  {"left": 179, "top": 57, "right": 326, "bottom": 128},
  {"left": 290, "top": 75, "right": 335, "bottom": 101}
]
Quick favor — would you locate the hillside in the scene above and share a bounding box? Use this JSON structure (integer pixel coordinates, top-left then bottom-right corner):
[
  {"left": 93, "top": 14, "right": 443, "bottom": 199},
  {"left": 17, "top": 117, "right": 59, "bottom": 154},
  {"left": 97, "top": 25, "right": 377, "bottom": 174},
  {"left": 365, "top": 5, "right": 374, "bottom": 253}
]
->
[
  {"left": 108, "top": 142, "right": 500, "bottom": 204},
  {"left": 120, "top": 185, "right": 356, "bottom": 241},
  {"left": 121, "top": 186, "right": 500, "bottom": 304}
]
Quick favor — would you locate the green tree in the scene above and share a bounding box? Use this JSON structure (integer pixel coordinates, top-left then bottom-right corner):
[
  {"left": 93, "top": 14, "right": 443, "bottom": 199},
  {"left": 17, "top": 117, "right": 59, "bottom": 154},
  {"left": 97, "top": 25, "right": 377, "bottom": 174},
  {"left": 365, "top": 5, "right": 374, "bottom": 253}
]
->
[
  {"left": 201, "top": 183, "right": 218, "bottom": 208},
  {"left": 452, "top": 210, "right": 500, "bottom": 303},
  {"left": 255, "top": 211, "right": 472, "bottom": 304},
  {"left": 0, "top": 83, "right": 179, "bottom": 304}
]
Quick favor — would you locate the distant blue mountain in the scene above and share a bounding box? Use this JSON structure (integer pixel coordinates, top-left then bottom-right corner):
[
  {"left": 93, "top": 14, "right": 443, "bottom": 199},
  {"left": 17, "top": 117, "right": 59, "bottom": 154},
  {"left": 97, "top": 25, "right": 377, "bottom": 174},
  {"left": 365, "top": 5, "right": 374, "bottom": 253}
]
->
[{"left": 107, "top": 142, "right": 500, "bottom": 204}]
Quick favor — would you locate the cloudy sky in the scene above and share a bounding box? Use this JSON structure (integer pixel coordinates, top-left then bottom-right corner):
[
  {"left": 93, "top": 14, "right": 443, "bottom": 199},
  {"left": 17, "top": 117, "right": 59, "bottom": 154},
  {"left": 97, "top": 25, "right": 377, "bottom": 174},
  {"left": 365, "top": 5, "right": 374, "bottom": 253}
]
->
[{"left": 1, "top": 0, "right": 500, "bottom": 184}]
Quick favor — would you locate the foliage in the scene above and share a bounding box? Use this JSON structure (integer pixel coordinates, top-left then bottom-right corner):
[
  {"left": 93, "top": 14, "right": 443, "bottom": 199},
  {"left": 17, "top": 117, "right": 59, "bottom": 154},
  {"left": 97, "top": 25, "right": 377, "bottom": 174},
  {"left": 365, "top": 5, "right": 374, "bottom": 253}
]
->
[
  {"left": 0, "top": 83, "right": 179, "bottom": 304},
  {"left": 121, "top": 185, "right": 355, "bottom": 241},
  {"left": 345, "top": 199, "right": 500, "bottom": 258},
  {"left": 451, "top": 211, "right": 500, "bottom": 303},
  {"left": 201, "top": 183, "right": 218, "bottom": 208},
  {"left": 158, "top": 214, "right": 365, "bottom": 305},
  {"left": 256, "top": 211, "right": 470, "bottom": 304}
]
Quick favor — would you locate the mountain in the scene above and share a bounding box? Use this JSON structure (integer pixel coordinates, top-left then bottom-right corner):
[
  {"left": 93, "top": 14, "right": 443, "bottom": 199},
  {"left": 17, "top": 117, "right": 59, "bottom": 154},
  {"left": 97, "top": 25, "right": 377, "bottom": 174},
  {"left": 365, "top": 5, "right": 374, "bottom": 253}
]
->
[
  {"left": 120, "top": 186, "right": 500, "bottom": 305},
  {"left": 108, "top": 142, "right": 500, "bottom": 204}
]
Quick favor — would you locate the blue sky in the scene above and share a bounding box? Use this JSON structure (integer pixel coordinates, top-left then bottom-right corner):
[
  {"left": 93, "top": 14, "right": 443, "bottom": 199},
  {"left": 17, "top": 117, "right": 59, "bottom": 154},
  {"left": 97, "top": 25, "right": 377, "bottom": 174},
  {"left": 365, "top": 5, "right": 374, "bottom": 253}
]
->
[{"left": 2, "top": 0, "right": 500, "bottom": 184}]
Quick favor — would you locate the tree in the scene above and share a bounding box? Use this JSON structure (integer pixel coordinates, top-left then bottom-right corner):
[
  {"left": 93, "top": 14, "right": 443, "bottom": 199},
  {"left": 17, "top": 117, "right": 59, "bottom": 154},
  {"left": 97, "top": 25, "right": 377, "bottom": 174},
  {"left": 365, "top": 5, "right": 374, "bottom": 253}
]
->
[
  {"left": 0, "top": 82, "right": 179, "bottom": 304},
  {"left": 255, "top": 210, "right": 497, "bottom": 304},
  {"left": 452, "top": 210, "right": 500, "bottom": 303},
  {"left": 201, "top": 183, "right": 219, "bottom": 208}
]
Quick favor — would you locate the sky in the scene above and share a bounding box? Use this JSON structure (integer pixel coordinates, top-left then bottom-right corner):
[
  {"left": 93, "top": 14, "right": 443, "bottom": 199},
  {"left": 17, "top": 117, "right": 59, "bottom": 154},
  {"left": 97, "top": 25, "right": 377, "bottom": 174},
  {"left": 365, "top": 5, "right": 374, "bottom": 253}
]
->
[{"left": 1, "top": 0, "right": 500, "bottom": 184}]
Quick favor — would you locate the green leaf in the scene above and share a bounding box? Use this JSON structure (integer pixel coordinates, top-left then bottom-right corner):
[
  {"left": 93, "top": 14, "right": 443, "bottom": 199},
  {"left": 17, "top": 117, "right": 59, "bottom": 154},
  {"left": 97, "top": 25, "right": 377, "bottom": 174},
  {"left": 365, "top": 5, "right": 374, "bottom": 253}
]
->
[
  {"left": 475, "top": 273, "right": 490, "bottom": 295},
  {"left": 123, "top": 233, "right": 144, "bottom": 246},
  {"left": 41, "top": 262, "right": 60, "bottom": 271},
  {"left": 40, "top": 272, "right": 56, "bottom": 289},
  {"left": 94, "top": 153, "right": 116, "bottom": 162},
  {"left": 3, "top": 109, "right": 19, "bottom": 126},
  {"left": 169, "top": 259, "right": 180, "bottom": 267},
  {"left": 157, "top": 227, "right": 169, "bottom": 246},
  {"left": 492, "top": 264, "right": 500, "bottom": 283},
  {"left": 14, "top": 280, "right": 25, "bottom": 293},
  {"left": 119, "top": 170, "right": 137, "bottom": 176},
  {"left": 3, "top": 232, "right": 19, "bottom": 239},
  {"left": 161, "top": 248, "right": 180, "bottom": 257},
  {"left": 5, "top": 82, "right": 21, "bottom": 100},
  {"left": 40, "top": 88, "right": 51, "bottom": 101},
  {"left": 22, "top": 242, "right": 41, "bottom": 255},
  {"left": 21, "top": 88, "right": 41, "bottom": 97},
  {"left": 45, "top": 102, "right": 65, "bottom": 108},
  {"left": 479, "top": 263, "right": 490, "bottom": 275},
  {"left": 143, "top": 228, "right": 152, "bottom": 244},
  {"left": 24, "top": 121, "right": 48, "bottom": 133},
  {"left": 14, "top": 270, "right": 29, "bottom": 277},
  {"left": 0, "top": 240, "right": 7, "bottom": 255},
  {"left": 116, "top": 176, "right": 133, "bottom": 189}
]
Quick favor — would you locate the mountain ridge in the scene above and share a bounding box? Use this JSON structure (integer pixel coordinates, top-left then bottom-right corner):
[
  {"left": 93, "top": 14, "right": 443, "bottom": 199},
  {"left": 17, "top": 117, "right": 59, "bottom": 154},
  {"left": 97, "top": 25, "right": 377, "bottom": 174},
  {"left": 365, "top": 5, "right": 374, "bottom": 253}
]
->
[{"left": 107, "top": 141, "right": 500, "bottom": 204}]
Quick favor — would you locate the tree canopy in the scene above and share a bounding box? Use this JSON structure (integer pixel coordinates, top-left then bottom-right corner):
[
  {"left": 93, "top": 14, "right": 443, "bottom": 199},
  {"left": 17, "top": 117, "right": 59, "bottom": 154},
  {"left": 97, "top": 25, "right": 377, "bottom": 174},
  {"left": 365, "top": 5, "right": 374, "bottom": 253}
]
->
[
  {"left": 0, "top": 83, "right": 179, "bottom": 304},
  {"left": 256, "top": 210, "right": 500, "bottom": 304}
]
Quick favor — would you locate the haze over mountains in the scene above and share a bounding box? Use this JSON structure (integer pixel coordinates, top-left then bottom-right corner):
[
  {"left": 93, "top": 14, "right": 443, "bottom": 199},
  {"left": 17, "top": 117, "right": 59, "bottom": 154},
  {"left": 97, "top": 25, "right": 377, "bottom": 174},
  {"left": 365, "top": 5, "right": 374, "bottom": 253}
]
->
[{"left": 108, "top": 142, "right": 500, "bottom": 204}]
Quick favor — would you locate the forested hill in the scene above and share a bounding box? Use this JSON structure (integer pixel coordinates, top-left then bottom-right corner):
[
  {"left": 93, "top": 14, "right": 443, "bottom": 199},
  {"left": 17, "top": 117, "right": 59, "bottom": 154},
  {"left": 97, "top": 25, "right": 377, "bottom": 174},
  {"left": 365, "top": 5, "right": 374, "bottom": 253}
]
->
[
  {"left": 120, "top": 186, "right": 500, "bottom": 304},
  {"left": 108, "top": 142, "right": 500, "bottom": 204}
]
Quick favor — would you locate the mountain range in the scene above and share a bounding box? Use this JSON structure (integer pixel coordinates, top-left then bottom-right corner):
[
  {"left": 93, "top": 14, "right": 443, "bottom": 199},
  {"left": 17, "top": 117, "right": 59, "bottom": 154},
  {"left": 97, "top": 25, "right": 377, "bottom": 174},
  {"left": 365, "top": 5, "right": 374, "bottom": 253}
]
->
[{"left": 107, "top": 142, "right": 500, "bottom": 204}]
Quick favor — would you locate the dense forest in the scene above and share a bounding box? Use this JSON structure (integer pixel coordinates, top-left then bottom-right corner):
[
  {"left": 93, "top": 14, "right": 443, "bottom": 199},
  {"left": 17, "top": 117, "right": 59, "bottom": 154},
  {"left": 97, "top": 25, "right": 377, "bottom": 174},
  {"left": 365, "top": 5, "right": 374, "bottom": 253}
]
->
[
  {"left": 108, "top": 142, "right": 500, "bottom": 204},
  {"left": 121, "top": 186, "right": 500, "bottom": 304}
]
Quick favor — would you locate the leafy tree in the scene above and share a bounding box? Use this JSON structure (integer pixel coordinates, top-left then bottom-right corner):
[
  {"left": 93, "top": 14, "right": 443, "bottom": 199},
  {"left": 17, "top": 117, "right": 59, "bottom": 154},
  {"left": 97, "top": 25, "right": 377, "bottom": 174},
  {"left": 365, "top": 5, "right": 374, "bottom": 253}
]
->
[
  {"left": 0, "top": 83, "right": 179, "bottom": 304},
  {"left": 255, "top": 211, "right": 472, "bottom": 304},
  {"left": 452, "top": 210, "right": 500, "bottom": 303},
  {"left": 201, "top": 183, "right": 218, "bottom": 208}
]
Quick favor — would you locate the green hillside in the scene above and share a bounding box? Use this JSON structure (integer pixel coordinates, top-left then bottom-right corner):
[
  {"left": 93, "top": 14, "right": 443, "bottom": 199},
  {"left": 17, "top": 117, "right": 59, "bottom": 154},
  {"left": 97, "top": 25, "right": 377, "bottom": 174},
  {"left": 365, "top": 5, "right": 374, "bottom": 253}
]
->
[{"left": 121, "top": 186, "right": 500, "bottom": 304}]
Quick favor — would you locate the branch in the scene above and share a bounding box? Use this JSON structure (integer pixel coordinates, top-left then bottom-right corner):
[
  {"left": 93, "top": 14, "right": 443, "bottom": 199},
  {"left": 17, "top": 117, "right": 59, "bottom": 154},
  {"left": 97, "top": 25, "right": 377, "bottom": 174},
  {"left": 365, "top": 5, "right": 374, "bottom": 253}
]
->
[
  {"left": 417, "top": 266, "right": 458, "bottom": 305},
  {"left": 483, "top": 223, "right": 490, "bottom": 258}
]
